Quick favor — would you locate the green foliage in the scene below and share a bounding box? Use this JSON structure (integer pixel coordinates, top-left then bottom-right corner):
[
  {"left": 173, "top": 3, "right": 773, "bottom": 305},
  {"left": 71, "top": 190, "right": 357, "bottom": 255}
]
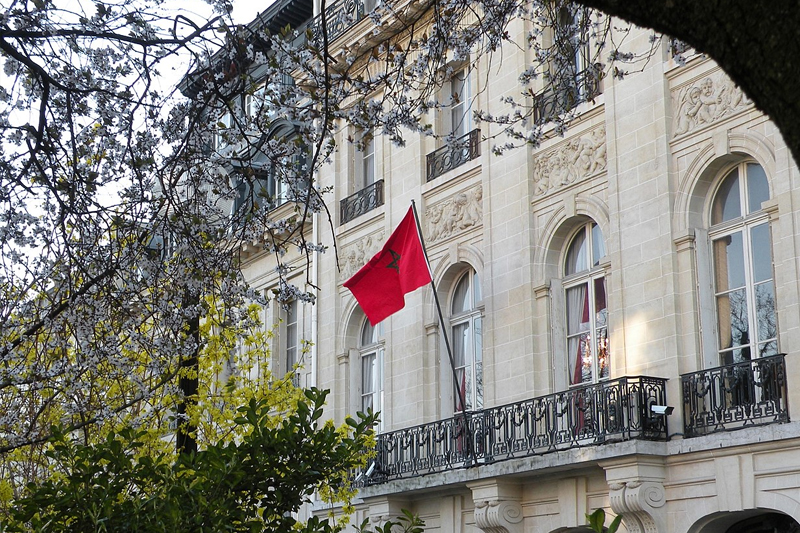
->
[
  {"left": 3, "top": 388, "right": 377, "bottom": 533},
  {"left": 586, "top": 508, "right": 622, "bottom": 533}
]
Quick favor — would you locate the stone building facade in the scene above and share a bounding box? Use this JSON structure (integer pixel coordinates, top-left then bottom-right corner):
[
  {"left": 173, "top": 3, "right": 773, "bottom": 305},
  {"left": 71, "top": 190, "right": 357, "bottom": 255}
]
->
[{"left": 235, "top": 1, "right": 800, "bottom": 531}]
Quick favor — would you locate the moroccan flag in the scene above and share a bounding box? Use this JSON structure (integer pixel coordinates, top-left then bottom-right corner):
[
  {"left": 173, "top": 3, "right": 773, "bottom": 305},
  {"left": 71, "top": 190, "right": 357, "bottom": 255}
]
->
[{"left": 344, "top": 207, "right": 432, "bottom": 325}]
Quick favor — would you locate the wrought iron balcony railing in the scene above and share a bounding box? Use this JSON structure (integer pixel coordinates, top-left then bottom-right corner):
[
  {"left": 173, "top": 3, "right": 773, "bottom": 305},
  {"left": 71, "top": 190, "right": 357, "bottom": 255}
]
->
[
  {"left": 682, "top": 354, "right": 789, "bottom": 437},
  {"left": 532, "top": 66, "right": 602, "bottom": 125},
  {"left": 340, "top": 179, "right": 384, "bottom": 224},
  {"left": 426, "top": 128, "right": 481, "bottom": 182},
  {"left": 359, "top": 376, "right": 667, "bottom": 485},
  {"left": 306, "top": 0, "right": 369, "bottom": 46}
]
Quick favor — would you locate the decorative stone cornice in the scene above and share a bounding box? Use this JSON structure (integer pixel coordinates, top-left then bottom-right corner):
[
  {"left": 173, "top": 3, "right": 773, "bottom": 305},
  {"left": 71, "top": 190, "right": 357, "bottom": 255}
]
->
[{"left": 474, "top": 500, "right": 524, "bottom": 533}]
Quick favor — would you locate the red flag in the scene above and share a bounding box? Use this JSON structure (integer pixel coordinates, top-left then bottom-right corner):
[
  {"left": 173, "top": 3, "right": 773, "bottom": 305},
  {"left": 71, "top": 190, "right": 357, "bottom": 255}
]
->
[{"left": 344, "top": 207, "right": 432, "bottom": 325}]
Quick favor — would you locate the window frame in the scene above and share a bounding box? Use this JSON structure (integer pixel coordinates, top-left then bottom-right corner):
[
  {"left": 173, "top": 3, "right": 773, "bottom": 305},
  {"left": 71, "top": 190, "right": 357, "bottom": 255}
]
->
[
  {"left": 707, "top": 160, "right": 777, "bottom": 367},
  {"left": 358, "top": 319, "right": 384, "bottom": 430},
  {"left": 562, "top": 221, "right": 609, "bottom": 386},
  {"left": 449, "top": 268, "right": 483, "bottom": 413},
  {"left": 445, "top": 68, "right": 472, "bottom": 141}
]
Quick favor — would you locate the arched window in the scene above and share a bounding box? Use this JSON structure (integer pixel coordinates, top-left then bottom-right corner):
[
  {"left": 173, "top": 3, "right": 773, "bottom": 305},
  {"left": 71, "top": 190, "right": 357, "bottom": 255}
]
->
[
  {"left": 359, "top": 319, "right": 383, "bottom": 426},
  {"left": 710, "top": 161, "right": 776, "bottom": 365},
  {"left": 564, "top": 222, "right": 608, "bottom": 385},
  {"left": 451, "top": 269, "right": 482, "bottom": 411}
]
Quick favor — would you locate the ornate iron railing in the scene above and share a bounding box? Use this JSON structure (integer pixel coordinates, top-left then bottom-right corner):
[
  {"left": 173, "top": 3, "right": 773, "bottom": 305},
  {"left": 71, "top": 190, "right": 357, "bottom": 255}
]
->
[
  {"left": 359, "top": 376, "right": 667, "bottom": 485},
  {"left": 682, "top": 354, "right": 789, "bottom": 437},
  {"left": 533, "top": 66, "right": 602, "bottom": 125},
  {"left": 426, "top": 128, "right": 481, "bottom": 182},
  {"left": 307, "top": 0, "right": 368, "bottom": 46},
  {"left": 340, "top": 179, "right": 384, "bottom": 224}
]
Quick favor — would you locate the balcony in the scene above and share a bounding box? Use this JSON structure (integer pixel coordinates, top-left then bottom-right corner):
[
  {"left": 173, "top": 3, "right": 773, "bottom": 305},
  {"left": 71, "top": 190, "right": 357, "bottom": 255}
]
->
[
  {"left": 307, "top": 0, "right": 370, "bottom": 46},
  {"left": 426, "top": 128, "right": 481, "bottom": 182},
  {"left": 360, "top": 376, "right": 667, "bottom": 485},
  {"left": 682, "top": 354, "right": 789, "bottom": 438},
  {"left": 532, "top": 66, "right": 602, "bottom": 125},
  {"left": 340, "top": 179, "right": 384, "bottom": 224}
]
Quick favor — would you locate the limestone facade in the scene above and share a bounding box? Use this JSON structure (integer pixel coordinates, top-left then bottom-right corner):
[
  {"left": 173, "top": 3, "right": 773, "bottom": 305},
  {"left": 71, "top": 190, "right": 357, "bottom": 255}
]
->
[{"left": 237, "top": 3, "right": 800, "bottom": 532}]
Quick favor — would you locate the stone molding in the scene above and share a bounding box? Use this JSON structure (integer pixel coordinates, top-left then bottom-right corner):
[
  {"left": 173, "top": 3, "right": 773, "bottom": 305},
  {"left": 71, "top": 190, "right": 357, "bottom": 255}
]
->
[
  {"left": 608, "top": 480, "right": 666, "bottom": 533},
  {"left": 473, "top": 500, "right": 524, "bottom": 533},
  {"left": 339, "top": 230, "right": 384, "bottom": 281},
  {"left": 672, "top": 73, "right": 750, "bottom": 138},
  {"left": 533, "top": 126, "right": 607, "bottom": 197},
  {"left": 425, "top": 184, "right": 483, "bottom": 244}
]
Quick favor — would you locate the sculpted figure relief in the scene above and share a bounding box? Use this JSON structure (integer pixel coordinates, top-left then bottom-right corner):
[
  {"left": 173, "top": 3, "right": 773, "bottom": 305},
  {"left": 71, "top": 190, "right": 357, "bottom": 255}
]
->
[
  {"left": 673, "top": 74, "right": 749, "bottom": 137},
  {"left": 340, "top": 231, "right": 384, "bottom": 280},
  {"left": 532, "top": 126, "right": 607, "bottom": 197},
  {"left": 425, "top": 185, "right": 483, "bottom": 243}
]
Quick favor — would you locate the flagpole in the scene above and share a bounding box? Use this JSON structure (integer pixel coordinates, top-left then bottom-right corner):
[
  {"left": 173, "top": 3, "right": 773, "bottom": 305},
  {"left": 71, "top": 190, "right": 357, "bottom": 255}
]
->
[{"left": 410, "top": 201, "right": 471, "bottom": 448}]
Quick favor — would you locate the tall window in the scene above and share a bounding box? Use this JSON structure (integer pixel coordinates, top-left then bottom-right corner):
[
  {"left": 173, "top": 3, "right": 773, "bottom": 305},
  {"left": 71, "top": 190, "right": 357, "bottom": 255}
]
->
[
  {"left": 451, "top": 269, "right": 482, "bottom": 412},
  {"left": 447, "top": 69, "right": 471, "bottom": 139},
  {"left": 710, "top": 162, "right": 776, "bottom": 366},
  {"left": 359, "top": 319, "right": 383, "bottom": 424},
  {"left": 285, "top": 300, "right": 299, "bottom": 385},
  {"left": 358, "top": 129, "right": 375, "bottom": 190},
  {"left": 564, "top": 222, "right": 608, "bottom": 386}
]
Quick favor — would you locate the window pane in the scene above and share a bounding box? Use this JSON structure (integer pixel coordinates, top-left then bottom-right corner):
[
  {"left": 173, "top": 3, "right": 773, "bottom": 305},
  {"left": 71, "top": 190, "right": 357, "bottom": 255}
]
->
[
  {"left": 452, "top": 274, "right": 471, "bottom": 315},
  {"left": 717, "top": 288, "right": 750, "bottom": 352},
  {"left": 597, "top": 326, "right": 609, "bottom": 379},
  {"left": 758, "top": 340, "right": 778, "bottom": 358},
  {"left": 594, "top": 276, "right": 607, "bottom": 327},
  {"left": 750, "top": 223, "right": 773, "bottom": 283},
  {"left": 361, "top": 320, "right": 377, "bottom": 346},
  {"left": 712, "top": 168, "right": 741, "bottom": 224},
  {"left": 566, "top": 284, "right": 589, "bottom": 336},
  {"left": 453, "top": 322, "right": 469, "bottom": 368},
  {"left": 746, "top": 163, "right": 769, "bottom": 214},
  {"left": 713, "top": 232, "right": 745, "bottom": 291},
  {"left": 565, "top": 228, "right": 588, "bottom": 276},
  {"left": 568, "top": 332, "right": 591, "bottom": 385},
  {"left": 591, "top": 223, "right": 606, "bottom": 266},
  {"left": 473, "top": 271, "right": 482, "bottom": 303},
  {"left": 755, "top": 281, "right": 777, "bottom": 344},
  {"left": 362, "top": 353, "right": 375, "bottom": 395},
  {"left": 450, "top": 71, "right": 468, "bottom": 138}
]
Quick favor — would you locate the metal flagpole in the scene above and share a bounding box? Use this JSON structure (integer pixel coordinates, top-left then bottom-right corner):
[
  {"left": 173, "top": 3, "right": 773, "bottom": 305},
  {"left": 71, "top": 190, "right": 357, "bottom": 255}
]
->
[{"left": 410, "top": 200, "right": 473, "bottom": 463}]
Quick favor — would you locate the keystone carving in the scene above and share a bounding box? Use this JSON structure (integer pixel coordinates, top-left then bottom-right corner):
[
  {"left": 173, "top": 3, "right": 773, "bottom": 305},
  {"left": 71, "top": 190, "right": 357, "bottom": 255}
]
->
[
  {"left": 340, "top": 231, "right": 384, "bottom": 281},
  {"left": 672, "top": 73, "right": 750, "bottom": 137},
  {"left": 425, "top": 184, "right": 483, "bottom": 243},
  {"left": 474, "top": 499, "right": 524, "bottom": 533},
  {"left": 532, "top": 126, "right": 606, "bottom": 197},
  {"left": 608, "top": 480, "right": 666, "bottom": 533}
]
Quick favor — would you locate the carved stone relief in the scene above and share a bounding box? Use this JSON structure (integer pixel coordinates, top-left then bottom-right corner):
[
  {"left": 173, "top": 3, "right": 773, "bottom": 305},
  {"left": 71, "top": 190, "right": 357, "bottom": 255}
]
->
[
  {"left": 672, "top": 73, "right": 750, "bottom": 138},
  {"left": 532, "top": 126, "right": 607, "bottom": 197},
  {"left": 425, "top": 184, "right": 483, "bottom": 244},
  {"left": 339, "top": 231, "right": 384, "bottom": 281}
]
